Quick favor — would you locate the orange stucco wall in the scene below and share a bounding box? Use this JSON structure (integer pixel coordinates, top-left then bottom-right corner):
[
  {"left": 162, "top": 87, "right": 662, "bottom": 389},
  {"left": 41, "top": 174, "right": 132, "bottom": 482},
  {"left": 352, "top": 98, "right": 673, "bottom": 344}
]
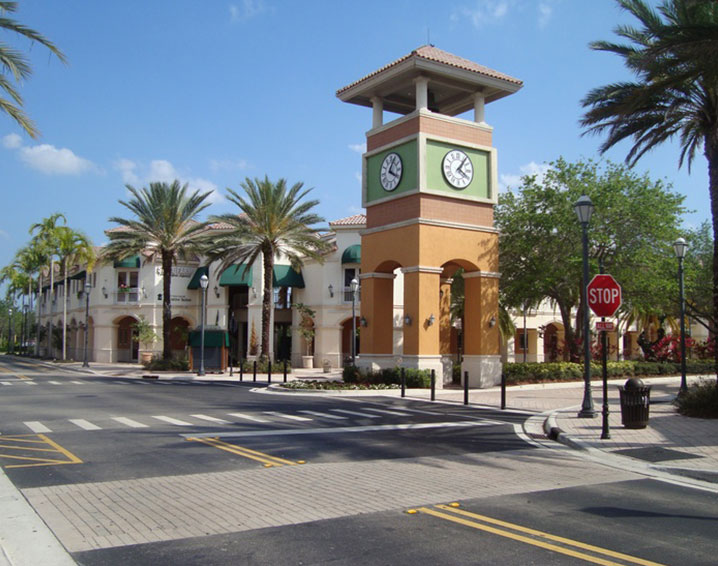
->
[{"left": 366, "top": 194, "right": 494, "bottom": 230}]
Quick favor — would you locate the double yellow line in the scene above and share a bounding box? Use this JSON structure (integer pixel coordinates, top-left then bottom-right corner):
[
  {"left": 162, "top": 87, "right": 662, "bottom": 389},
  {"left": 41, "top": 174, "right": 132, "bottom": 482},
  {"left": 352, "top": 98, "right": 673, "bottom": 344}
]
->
[
  {"left": 187, "top": 437, "right": 303, "bottom": 468},
  {"left": 412, "top": 504, "right": 665, "bottom": 566}
]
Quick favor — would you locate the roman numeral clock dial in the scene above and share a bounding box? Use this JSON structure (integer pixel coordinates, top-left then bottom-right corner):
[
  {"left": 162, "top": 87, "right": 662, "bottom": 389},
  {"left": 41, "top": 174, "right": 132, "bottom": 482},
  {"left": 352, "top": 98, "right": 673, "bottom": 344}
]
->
[
  {"left": 380, "top": 152, "right": 403, "bottom": 191},
  {"left": 442, "top": 149, "right": 473, "bottom": 189}
]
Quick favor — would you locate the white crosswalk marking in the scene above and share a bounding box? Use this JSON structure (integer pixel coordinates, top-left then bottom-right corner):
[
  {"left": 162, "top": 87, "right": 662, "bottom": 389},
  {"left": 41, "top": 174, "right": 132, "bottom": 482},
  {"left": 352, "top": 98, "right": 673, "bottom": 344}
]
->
[
  {"left": 298, "top": 410, "right": 348, "bottom": 420},
  {"left": 69, "top": 419, "right": 101, "bottom": 431},
  {"left": 330, "top": 409, "right": 380, "bottom": 419},
  {"left": 111, "top": 417, "right": 149, "bottom": 428},
  {"left": 227, "top": 412, "right": 269, "bottom": 423},
  {"left": 24, "top": 421, "right": 51, "bottom": 433},
  {"left": 48, "top": 381, "right": 62, "bottom": 385},
  {"left": 191, "top": 414, "right": 231, "bottom": 424},
  {"left": 360, "top": 407, "right": 411, "bottom": 417},
  {"left": 263, "top": 411, "right": 312, "bottom": 422},
  {"left": 391, "top": 406, "right": 443, "bottom": 416},
  {"left": 70, "top": 381, "right": 84, "bottom": 385},
  {"left": 151, "top": 415, "right": 193, "bottom": 426},
  {"left": 0, "top": 381, "right": 12, "bottom": 385},
  {"left": 24, "top": 381, "right": 37, "bottom": 385}
]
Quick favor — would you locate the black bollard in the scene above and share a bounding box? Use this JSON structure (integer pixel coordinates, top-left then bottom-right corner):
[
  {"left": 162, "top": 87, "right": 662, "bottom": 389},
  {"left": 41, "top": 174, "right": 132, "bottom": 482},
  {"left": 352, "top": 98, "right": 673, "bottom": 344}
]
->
[
  {"left": 239, "top": 359, "right": 243, "bottom": 382},
  {"left": 430, "top": 369, "right": 435, "bottom": 401},
  {"left": 401, "top": 367, "right": 406, "bottom": 398},
  {"left": 268, "top": 360, "right": 272, "bottom": 384},
  {"left": 464, "top": 371, "right": 469, "bottom": 405},
  {"left": 253, "top": 360, "right": 257, "bottom": 382},
  {"left": 500, "top": 372, "right": 506, "bottom": 410},
  {"left": 283, "top": 359, "right": 288, "bottom": 383}
]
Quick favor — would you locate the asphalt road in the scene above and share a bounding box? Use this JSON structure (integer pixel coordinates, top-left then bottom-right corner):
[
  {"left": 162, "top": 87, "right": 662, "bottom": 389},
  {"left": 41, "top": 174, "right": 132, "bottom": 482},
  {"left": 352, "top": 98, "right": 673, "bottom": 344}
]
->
[{"left": 2, "top": 356, "right": 717, "bottom": 566}]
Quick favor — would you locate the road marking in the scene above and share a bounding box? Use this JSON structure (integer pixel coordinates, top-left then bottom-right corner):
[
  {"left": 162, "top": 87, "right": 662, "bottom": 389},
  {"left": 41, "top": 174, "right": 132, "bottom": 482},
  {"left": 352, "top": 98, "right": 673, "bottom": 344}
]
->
[
  {"left": 187, "top": 437, "right": 298, "bottom": 467},
  {"left": 360, "top": 407, "right": 412, "bottom": 417},
  {"left": 416, "top": 504, "right": 665, "bottom": 566},
  {"left": 0, "top": 381, "right": 12, "bottom": 385},
  {"left": 0, "top": 434, "right": 83, "bottom": 469},
  {"left": 152, "top": 416, "right": 193, "bottom": 426},
  {"left": 0, "top": 366, "right": 29, "bottom": 380},
  {"left": 298, "top": 410, "right": 348, "bottom": 420},
  {"left": 24, "top": 381, "right": 37, "bottom": 385},
  {"left": 111, "top": 417, "right": 149, "bottom": 428},
  {"left": 24, "top": 421, "right": 52, "bottom": 433},
  {"left": 330, "top": 409, "right": 381, "bottom": 418},
  {"left": 48, "top": 381, "right": 62, "bottom": 385},
  {"left": 69, "top": 419, "right": 101, "bottom": 431},
  {"left": 227, "top": 412, "right": 270, "bottom": 423},
  {"left": 191, "top": 414, "right": 231, "bottom": 424},
  {"left": 263, "top": 411, "right": 312, "bottom": 422},
  {"left": 387, "top": 406, "right": 442, "bottom": 416},
  {"left": 70, "top": 381, "right": 85, "bottom": 385},
  {"left": 183, "top": 420, "right": 494, "bottom": 440}
]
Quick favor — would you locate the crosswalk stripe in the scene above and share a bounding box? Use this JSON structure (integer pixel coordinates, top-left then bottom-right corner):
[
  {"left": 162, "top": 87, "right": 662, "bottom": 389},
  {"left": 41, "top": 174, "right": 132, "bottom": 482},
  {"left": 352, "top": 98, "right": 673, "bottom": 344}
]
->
[
  {"left": 360, "top": 407, "right": 411, "bottom": 417},
  {"left": 24, "top": 421, "right": 52, "bottom": 433},
  {"left": 48, "top": 381, "right": 62, "bottom": 385},
  {"left": 227, "top": 412, "right": 269, "bottom": 423},
  {"left": 69, "top": 419, "right": 101, "bottom": 431},
  {"left": 298, "top": 410, "right": 348, "bottom": 420},
  {"left": 331, "top": 408, "right": 380, "bottom": 419},
  {"left": 111, "top": 417, "right": 149, "bottom": 428},
  {"left": 392, "top": 406, "right": 443, "bottom": 416},
  {"left": 191, "top": 414, "right": 231, "bottom": 424},
  {"left": 24, "top": 381, "right": 37, "bottom": 386},
  {"left": 263, "top": 411, "right": 312, "bottom": 422},
  {"left": 0, "top": 381, "right": 12, "bottom": 385},
  {"left": 151, "top": 416, "right": 193, "bottom": 426},
  {"left": 70, "top": 381, "right": 84, "bottom": 385}
]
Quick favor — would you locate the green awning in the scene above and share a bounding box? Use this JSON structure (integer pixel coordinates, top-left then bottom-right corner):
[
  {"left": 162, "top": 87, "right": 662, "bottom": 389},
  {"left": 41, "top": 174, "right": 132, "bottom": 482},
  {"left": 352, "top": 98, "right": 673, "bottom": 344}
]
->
[
  {"left": 187, "top": 266, "right": 209, "bottom": 290},
  {"left": 113, "top": 255, "right": 140, "bottom": 268},
  {"left": 273, "top": 264, "right": 305, "bottom": 288},
  {"left": 188, "top": 329, "right": 229, "bottom": 347},
  {"left": 70, "top": 270, "right": 87, "bottom": 280},
  {"left": 218, "top": 264, "right": 253, "bottom": 287},
  {"left": 341, "top": 244, "right": 361, "bottom": 264}
]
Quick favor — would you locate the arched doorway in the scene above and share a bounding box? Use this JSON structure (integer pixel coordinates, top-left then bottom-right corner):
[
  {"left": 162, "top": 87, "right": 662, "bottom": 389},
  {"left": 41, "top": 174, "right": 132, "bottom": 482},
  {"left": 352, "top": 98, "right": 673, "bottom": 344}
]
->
[
  {"left": 169, "top": 317, "right": 190, "bottom": 360},
  {"left": 341, "top": 317, "right": 360, "bottom": 364},
  {"left": 543, "top": 323, "right": 566, "bottom": 362},
  {"left": 117, "top": 316, "right": 138, "bottom": 362}
]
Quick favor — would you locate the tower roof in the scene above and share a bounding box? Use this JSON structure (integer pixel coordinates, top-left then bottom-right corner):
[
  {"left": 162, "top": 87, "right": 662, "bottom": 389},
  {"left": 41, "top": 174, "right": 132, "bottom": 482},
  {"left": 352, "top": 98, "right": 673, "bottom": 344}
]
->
[{"left": 337, "top": 45, "right": 522, "bottom": 116}]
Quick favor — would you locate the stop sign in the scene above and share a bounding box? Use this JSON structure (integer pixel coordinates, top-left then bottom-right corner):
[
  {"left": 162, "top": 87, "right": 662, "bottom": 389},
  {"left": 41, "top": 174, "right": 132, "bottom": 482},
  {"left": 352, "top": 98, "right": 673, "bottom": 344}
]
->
[{"left": 587, "top": 274, "right": 622, "bottom": 318}]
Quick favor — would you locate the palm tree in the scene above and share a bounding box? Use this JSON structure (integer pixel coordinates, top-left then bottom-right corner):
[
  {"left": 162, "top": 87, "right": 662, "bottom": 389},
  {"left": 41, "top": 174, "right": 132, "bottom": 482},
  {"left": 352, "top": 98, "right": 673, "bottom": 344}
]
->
[
  {"left": 56, "top": 226, "right": 95, "bottom": 360},
  {"left": 207, "top": 177, "right": 331, "bottom": 359},
  {"left": 30, "top": 213, "right": 66, "bottom": 357},
  {"left": 15, "top": 241, "right": 48, "bottom": 356},
  {"left": 581, "top": 0, "right": 718, "bottom": 378},
  {"left": 0, "top": 1, "right": 66, "bottom": 138},
  {"left": 104, "top": 180, "right": 212, "bottom": 360}
]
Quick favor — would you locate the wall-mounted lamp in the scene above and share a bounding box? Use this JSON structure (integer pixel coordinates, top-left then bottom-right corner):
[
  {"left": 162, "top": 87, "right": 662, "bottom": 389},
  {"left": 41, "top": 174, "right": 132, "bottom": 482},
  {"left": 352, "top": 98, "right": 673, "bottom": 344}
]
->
[
  {"left": 250, "top": 287, "right": 257, "bottom": 299},
  {"left": 101, "top": 286, "right": 108, "bottom": 299},
  {"left": 141, "top": 284, "right": 147, "bottom": 298},
  {"left": 214, "top": 285, "right": 220, "bottom": 298},
  {"left": 489, "top": 316, "right": 496, "bottom": 328},
  {"left": 404, "top": 314, "right": 412, "bottom": 326},
  {"left": 328, "top": 284, "right": 334, "bottom": 298},
  {"left": 427, "top": 313, "right": 435, "bottom": 326},
  {"left": 360, "top": 316, "right": 367, "bottom": 327}
]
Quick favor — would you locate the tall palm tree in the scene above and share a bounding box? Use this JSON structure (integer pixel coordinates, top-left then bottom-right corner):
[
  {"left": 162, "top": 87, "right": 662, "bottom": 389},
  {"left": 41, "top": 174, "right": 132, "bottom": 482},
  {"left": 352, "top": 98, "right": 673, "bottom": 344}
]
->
[
  {"left": 104, "top": 180, "right": 212, "bottom": 360},
  {"left": 581, "top": 0, "right": 718, "bottom": 378},
  {"left": 56, "top": 226, "right": 95, "bottom": 360},
  {"left": 0, "top": 1, "right": 66, "bottom": 138},
  {"left": 207, "top": 177, "right": 331, "bottom": 358},
  {"left": 15, "top": 241, "right": 48, "bottom": 356},
  {"left": 30, "top": 213, "right": 66, "bottom": 357}
]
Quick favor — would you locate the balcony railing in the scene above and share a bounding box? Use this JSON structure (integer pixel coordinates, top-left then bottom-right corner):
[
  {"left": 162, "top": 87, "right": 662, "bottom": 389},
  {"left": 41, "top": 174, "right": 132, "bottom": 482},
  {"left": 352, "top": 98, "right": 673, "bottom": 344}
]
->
[
  {"left": 343, "top": 286, "right": 361, "bottom": 303},
  {"left": 114, "top": 287, "right": 140, "bottom": 304}
]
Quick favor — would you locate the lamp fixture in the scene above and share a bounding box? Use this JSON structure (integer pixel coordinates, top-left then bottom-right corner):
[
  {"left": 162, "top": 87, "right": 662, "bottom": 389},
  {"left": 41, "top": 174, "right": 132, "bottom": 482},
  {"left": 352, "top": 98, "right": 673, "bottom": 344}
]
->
[
  {"left": 214, "top": 285, "right": 220, "bottom": 298},
  {"left": 328, "top": 284, "right": 334, "bottom": 298},
  {"left": 673, "top": 237, "right": 688, "bottom": 259},
  {"left": 199, "top": 273, "right": 209, "bottom": 290},
  {"left": 573, "top": 194, "right": 594, "bottom": 225},
  {"left": 360, "top": 316, "right": 367, "bottom": 327},
  {"left": 404, "top": 314, "right": 412, "bottom": 326},
  {"left": 427, "top": 313, "right": 435, "bottom": 326},
  {"left": 101, "top": 286, "right": 108, "bottom": 299},
  {"left": 489, "top": 316, "right": 496, "bottom": 328}
]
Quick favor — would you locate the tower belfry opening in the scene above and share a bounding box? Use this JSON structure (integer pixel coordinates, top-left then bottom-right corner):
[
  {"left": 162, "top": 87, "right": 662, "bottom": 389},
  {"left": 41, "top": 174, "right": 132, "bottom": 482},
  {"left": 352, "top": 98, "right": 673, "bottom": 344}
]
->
[{"left": 337, "top": 45, "right": 522, "bottom": 387}]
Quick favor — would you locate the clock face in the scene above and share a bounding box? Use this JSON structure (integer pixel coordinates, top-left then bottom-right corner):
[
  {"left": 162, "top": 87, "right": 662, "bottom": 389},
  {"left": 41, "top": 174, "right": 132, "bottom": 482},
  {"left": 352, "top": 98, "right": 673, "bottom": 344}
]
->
[
  {"left": 442, "top": 149, "right": 474, "bottom": 189},
  {"left": 380, "top": 152, "right": 403, "bottom": 191}
]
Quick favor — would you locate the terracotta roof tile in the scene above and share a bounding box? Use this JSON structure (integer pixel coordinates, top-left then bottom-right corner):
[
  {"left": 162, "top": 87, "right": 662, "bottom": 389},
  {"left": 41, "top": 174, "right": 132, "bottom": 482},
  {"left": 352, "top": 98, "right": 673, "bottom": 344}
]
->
[{"left": 329, "top": 214, "right": 366, "bottom": 227}]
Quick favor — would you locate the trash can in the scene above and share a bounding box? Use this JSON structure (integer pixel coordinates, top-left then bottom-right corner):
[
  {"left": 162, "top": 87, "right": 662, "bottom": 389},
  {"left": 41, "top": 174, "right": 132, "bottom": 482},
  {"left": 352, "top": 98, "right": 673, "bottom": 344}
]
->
[{"left": 617, "top": 378, "right": 651, "bottom": 429}]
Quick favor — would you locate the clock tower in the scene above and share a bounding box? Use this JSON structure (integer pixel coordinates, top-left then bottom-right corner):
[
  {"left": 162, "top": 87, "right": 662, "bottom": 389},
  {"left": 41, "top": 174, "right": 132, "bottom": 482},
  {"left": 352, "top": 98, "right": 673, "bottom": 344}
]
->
[{"left": 337, "top": 46, "right": 522, "bottom": 387}]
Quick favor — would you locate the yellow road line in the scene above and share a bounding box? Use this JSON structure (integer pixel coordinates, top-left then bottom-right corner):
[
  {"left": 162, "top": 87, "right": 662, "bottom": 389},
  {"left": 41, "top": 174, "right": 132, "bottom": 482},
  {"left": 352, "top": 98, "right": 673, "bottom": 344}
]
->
[
  {"left": 417, "top": 506, "right": 665, "bottom": 566},
  {"left": 0, "top": 434, "right": 82, "bottom": 469},
  {"left": 0, "top": 366, "right": 29, "bottom": 380},
  {"left": 187, "top": 437, "right": 298, "bottom": 467}
]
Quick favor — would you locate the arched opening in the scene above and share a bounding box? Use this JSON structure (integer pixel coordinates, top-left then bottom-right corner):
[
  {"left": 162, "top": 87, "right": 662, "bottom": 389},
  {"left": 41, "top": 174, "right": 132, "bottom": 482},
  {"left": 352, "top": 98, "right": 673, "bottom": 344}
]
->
[
  {"left": 117, "top": 316, "right": 139, "bottom": 363},
  {"left": 169, "top": 317, "right": 190, "bottom": 360},
  {"left": 341, "top": 317, "right": 361, "bottom": 363}
]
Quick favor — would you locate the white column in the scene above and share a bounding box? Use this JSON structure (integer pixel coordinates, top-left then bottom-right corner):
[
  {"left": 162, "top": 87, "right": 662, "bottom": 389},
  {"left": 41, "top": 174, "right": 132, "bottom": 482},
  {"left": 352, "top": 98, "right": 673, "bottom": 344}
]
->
[
  {"left": 474, "top": 92, "right": 486, "bottom": 123},
  {"left": 415, "top": 76, "right": 429, "bottom": 111},
  {"left": 371, "top": 96, "right": 383, "bottom": 129}
]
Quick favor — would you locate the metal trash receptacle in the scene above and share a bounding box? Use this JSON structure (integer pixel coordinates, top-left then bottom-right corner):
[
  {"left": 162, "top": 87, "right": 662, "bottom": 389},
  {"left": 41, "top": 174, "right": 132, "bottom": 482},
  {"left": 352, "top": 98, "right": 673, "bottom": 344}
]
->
[{"left": 617, "top": 378, "right": 651, "bottom": 429}]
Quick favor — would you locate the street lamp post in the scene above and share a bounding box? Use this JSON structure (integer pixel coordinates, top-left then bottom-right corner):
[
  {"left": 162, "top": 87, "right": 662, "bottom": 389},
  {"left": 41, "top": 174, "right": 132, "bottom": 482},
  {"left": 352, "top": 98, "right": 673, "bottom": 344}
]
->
[
  {"left": 21, "top": 302, "right": 27, "bottom": 355},
  {"left": 8, "top": 307, "right": 13, "bottom": 355},
  {"left": 673, "top": 237, "right": 689, "bottom": 394},
  {"left": 350, "top": 277, "right": 359, "bottom": 366},
  {"left": 83, "top": 281, "right": 91, "bottom": 368},
  {"left": 199, "top": 273, "right": 209, "bottom": 376},
  {"left": 575, "top": 195, "right": 596, "bottom": 418}
]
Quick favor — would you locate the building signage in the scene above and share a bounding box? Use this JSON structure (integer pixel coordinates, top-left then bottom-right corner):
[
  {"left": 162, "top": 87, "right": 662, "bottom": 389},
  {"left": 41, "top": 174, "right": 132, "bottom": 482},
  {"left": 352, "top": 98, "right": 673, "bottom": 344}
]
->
[{"left": 156, "top": 266, "right": 194, "bottom": 278}]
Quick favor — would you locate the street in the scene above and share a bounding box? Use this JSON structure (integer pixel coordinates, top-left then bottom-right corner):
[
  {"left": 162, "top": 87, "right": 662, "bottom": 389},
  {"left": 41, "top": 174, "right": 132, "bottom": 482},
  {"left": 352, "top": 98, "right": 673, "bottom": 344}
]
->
[{"left": 1, "top": 356, "right": 717, "bottom": 565}]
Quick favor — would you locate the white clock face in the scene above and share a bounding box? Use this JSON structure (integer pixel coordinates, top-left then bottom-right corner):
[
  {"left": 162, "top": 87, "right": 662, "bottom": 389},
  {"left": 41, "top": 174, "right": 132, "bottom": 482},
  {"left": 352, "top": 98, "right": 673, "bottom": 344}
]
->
[
  {"left": 442, "top": 149, "right": 474, "bottom": 189},
  {"left": 380, "top": 152, "right": 403, "bottom": 191}
]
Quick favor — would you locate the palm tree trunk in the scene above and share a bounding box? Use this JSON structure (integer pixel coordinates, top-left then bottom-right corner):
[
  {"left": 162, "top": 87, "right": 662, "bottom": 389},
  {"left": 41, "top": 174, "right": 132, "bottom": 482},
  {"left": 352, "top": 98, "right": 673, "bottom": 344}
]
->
[
  {"left": 48, "top": 259, "right": 53, "bottom": 358},
  {"left": 706, "top": 133, "right": 718, "bottom": 385},
  {"left": 162, "top": 254, "right": 173, "bottom": 361},
  {"left": 62, "top": 257, "right": 68, "bottom": 360},
  {"left": 35, "top": 271, "right": 42, "bottom": 357},
  {"left": 261, "top": 253, "right": 273, "bottom": 359}
]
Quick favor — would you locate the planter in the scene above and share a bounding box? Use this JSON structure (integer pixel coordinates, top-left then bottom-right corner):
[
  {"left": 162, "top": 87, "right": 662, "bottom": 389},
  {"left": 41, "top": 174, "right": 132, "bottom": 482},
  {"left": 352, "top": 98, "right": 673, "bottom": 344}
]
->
[
  {"left": 140, "top": 351, "right": 153, "bottom": 364},
  {"left": 302, "top": 355, "right": 314, "bottom": 369}
]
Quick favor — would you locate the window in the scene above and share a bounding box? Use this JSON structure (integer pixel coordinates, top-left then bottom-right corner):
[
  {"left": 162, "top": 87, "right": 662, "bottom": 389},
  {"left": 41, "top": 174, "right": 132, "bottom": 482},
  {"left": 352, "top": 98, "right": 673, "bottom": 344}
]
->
[
  {"left": 343, "top": 268, "right": 360, "bottom": 302},
  {"left": 273, "top": 286, "right": 292, "bottom": 309},
  {"left": 116, "top": 271, "right": 139, "bottom": 303},
  {"left": 515, "top": 330, "right": 528, "bottom": 354}
]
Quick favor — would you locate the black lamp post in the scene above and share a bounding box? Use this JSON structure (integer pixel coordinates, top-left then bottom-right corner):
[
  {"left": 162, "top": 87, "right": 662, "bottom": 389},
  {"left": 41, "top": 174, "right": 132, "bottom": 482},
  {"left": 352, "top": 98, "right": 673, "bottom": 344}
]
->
[
  {"left": 8, "top": 307, "right": 13, "bottom": 354},
  {"left": 575, "top": 195, "right": 596, "bottom": 418},
  {"left": 350, "top": 277, "right": 359, "bottom": 366},
  {"left": 21, "top": 302, "right": 28, "bottom": 355},
  {"left": 83, "top": 281, "right": 91, "bottom": 368},
  {"left": 199, "top": 273, "right": 208, "bottom": 376},
  {"left": 673, "top": 237, "right": 689, "bottom": 394}
]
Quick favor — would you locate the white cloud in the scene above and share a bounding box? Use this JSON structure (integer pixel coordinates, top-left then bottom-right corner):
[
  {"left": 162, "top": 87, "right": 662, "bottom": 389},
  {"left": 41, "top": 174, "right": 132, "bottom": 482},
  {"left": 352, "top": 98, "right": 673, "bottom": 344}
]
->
[
  {"left": 114, "top": 158, "right": 140, "bottom": 185},
  {"left": 499, "top": 161, "right": 551, "bottom": 192},
  {"left": 2, "top": 133, "right": 22, "bottom": 149},
  {"left": 354, "top": 171, "right": 362, "bottom": 185},
  {"left": 452, "top": 0, "right": 510, "bottom": 28},
  {"left": 209, "top": 158, "right": 249, "bottom": 172},
  {"left": 229, "top": 0, "right": 269, "bottom": 22},
  {"left": 537, "top": 2, "right": 553, "bottom": 28},
  {"left": 348, "top": 143, "right": 366, "bottom": 154},
  {"left": 18, "top": 144, "right": 95, "bottom": 175}
]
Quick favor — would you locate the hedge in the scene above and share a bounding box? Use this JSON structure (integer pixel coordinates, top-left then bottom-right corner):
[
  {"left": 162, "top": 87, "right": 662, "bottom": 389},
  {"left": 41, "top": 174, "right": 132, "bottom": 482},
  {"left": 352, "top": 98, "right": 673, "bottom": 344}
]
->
[{"left": 343, "top": 366, "right": 432, "bottom": 388}]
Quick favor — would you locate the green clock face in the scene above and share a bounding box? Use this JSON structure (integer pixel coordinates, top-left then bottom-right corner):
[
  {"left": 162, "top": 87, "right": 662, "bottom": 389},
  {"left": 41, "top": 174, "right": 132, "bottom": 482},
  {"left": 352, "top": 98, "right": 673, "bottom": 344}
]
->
[
  {"left": 442, "top": 149, "right": 473, "bottom": 189},
  {"left": 380, "top": 152, "right": 403, "bottom": 191}
]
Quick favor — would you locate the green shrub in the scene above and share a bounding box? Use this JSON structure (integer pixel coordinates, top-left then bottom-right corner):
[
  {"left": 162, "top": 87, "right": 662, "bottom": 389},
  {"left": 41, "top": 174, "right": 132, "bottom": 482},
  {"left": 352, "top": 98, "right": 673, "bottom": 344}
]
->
[
  {"left": 281, "top": 380, "right": 397, "bottom": 391},
  {"left": 674, "top": 381, "right": 718, "bottom": 418},
  {"left": 340, "top": 366, "right": 431, "bottom": 387},
  {"left": 239, "top": 357, "right": 291, "bottom": 373},
  {"left": 143, "top": 358, "right": 189, "bottom": 371}
]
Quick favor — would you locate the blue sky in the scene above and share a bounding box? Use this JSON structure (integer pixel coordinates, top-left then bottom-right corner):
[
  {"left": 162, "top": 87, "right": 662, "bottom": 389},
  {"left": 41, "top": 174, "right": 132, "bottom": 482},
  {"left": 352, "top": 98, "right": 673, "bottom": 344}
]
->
[{"left": 0, "top": 0, "right": 710, "bottom": 277}]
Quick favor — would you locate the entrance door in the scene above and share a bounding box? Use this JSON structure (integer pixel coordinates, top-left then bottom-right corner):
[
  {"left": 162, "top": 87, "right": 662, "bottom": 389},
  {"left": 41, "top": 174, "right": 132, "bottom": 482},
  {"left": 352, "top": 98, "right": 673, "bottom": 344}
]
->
[{"left": 117, "top": 317, "right": 139, "bottom": 362}]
